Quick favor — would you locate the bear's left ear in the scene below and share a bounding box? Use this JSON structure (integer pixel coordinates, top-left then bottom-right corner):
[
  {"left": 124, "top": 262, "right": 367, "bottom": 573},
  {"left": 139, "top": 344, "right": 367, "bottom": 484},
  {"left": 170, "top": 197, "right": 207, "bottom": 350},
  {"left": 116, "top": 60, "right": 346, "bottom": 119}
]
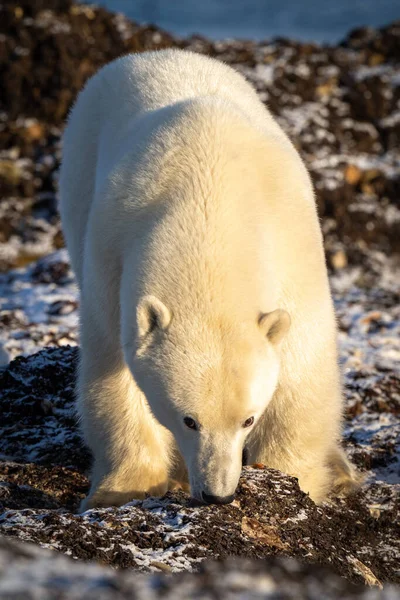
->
[
  {"left": 258, "top": 309, "right": 291, "bottom": 345},
  {"left": 137, "top": 295, "right": 172, "bottom": 338}
]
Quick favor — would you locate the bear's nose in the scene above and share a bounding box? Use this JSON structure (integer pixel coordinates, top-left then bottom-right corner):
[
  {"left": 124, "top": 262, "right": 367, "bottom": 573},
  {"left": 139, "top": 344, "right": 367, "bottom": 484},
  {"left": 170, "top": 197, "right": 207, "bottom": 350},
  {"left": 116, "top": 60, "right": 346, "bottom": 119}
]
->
[{"left": 201, "top": 491, "right": 235, "bottom": 505}]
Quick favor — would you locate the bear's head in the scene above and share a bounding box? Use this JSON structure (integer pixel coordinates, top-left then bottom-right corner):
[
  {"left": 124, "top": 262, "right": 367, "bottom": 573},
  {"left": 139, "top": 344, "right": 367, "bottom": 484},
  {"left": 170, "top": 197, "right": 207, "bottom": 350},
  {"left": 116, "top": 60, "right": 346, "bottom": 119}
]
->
[{"left": 125, "top": 295, "right": 290, "bottom": 505}]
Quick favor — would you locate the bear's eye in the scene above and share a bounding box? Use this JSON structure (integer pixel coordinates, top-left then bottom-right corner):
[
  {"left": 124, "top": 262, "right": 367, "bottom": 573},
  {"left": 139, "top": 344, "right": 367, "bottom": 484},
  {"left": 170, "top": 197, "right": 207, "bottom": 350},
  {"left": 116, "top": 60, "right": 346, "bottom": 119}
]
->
[
  {"left": 184, "top": 417, "right": 198, "bottom": 430},
  {"left": 243, "top": 416, "right": 254, "bottom": 428}
]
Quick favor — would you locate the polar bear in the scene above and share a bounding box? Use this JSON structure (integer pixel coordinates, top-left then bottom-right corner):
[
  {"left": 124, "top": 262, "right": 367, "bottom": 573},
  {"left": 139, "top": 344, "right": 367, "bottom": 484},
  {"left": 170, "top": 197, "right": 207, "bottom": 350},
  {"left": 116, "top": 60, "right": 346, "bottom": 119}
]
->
[{"left": 59, "top": 49, "right": 357, "bottom": 510}]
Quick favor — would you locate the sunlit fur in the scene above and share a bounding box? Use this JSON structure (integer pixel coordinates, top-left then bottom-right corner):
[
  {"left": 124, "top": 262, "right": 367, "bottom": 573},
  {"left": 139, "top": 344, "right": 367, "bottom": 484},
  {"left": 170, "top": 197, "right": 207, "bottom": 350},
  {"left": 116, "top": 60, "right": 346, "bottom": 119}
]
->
[{"left": 59, "top": 49, "right": 358, "bottom": 510}]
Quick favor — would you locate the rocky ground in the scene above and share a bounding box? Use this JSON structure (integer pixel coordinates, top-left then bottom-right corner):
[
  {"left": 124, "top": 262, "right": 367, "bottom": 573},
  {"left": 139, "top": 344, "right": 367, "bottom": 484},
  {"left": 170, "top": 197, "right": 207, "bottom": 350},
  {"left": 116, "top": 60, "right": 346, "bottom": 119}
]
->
[{"left": 0, "top": 0, "right": 399, "bottom": 597}]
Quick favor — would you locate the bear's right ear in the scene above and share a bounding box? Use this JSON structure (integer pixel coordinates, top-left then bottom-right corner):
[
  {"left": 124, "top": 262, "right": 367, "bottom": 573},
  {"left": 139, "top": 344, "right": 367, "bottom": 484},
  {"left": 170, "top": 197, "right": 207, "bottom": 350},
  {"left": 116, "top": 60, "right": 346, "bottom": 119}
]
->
[
  {"left": 137, "top": 295, "right": 172, "bottom": 338},
  {"left": 258, "top": 309, "right": 291, "bottom": 345}
]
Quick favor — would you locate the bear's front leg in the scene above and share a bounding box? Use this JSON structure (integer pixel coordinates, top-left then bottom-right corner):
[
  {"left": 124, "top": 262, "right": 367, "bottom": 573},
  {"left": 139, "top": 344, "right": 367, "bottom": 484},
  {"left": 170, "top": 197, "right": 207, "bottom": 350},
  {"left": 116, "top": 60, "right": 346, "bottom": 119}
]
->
[
  {"left": 77, "top": 341, "right": 174, "bottom": 511},
  {"left": 246, "top": 387, "right": 359, "bottom": 504}
]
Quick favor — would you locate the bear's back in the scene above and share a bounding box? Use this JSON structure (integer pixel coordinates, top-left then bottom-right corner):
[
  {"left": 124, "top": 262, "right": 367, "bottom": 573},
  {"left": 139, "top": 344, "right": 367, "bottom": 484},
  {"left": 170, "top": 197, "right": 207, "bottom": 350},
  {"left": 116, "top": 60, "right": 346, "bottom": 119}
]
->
[
  {"left": 60, "top": 49, "right": 292, "bottom": 282},
  {"left": 81, "top": 49, "right": 289, "bottom": 148}
]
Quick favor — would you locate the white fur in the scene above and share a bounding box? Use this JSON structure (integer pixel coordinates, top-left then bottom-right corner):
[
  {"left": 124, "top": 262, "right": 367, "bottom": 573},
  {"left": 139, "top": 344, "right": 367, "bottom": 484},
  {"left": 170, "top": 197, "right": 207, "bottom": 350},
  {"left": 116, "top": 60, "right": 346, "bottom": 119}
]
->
[{"left": 59, "top": 49, "right": 357, "bottom": 509}]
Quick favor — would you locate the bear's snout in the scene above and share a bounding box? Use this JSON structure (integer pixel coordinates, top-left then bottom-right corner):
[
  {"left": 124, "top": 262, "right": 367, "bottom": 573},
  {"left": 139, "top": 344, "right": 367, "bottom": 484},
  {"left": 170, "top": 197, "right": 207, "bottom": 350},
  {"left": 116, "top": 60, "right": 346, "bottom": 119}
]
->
[{"left": 201, "top": 491, "right": 235, "bottom": 505}]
